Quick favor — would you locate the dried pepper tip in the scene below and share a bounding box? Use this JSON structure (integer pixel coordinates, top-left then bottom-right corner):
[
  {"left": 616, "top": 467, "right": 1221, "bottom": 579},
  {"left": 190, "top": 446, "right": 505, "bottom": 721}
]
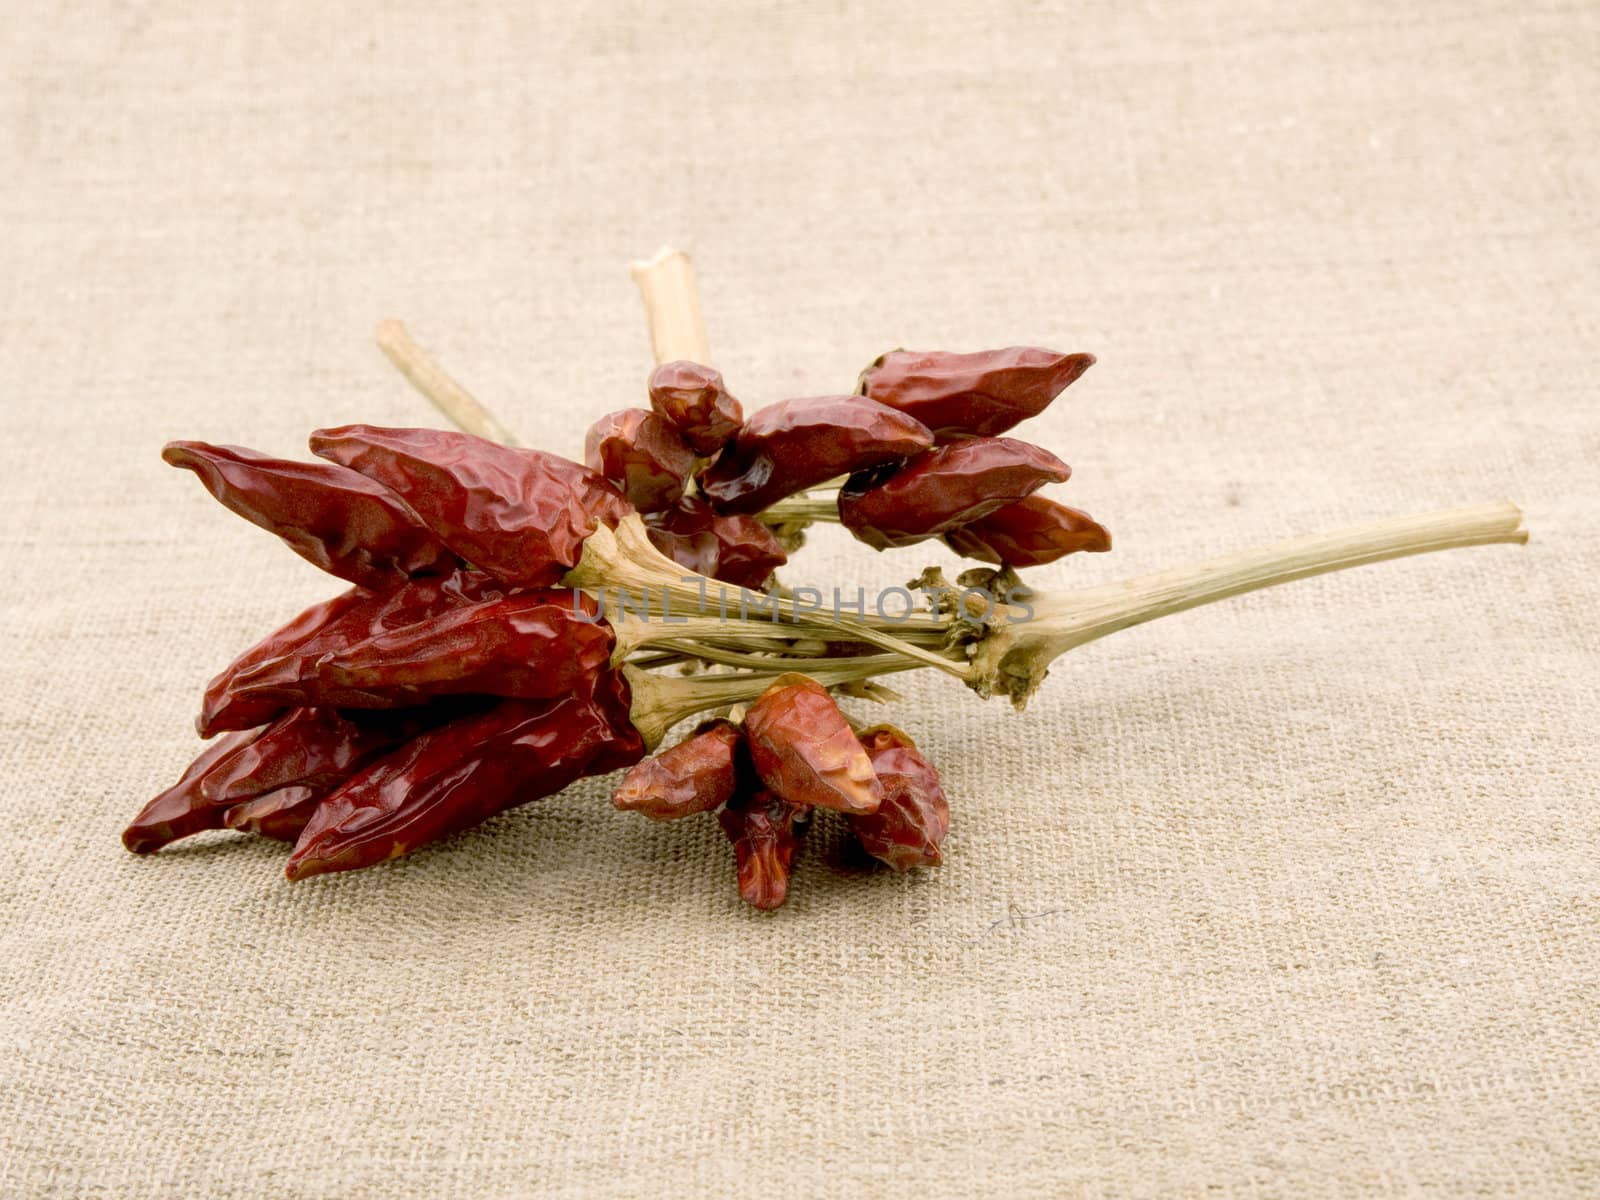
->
[
  {"left": 742, "top": 673, "right": 882, "bottom": 815},
  {"left": 942, "top": 494, "right": 1111, "bottom": 567},
  {"left": 837, "top": 436, "right": 1073, "bottom": 551},
  {"left": 122, "top": 728, "right": 264, "bottom": 853},
  {"left": 308, "top": 425, "right": 632, "bottom": 588},
  {"left": 697, "top": 396, "right": 934, "bottom": 515},
  {"left": 858, "top": 347, "right": 1095, "bottom": 441},
  {"left": 647, "top": 361, "right": 745, "bottom": 456},
  {"left": 643, "top": 497, "right": 788, "bottom": 589},
  {"left": 221, "top": 785, "right": 322, "bottom": 842},
  {"left": 612, "top": 718, "right": 744, "bottom": 821},
  {"left": 847, "top": 724, "right": 950, "bottom": 870},
  {"left": 161, "top": 441, "right": 458, "bottom": 588},
  {"left": 584, "top": 408, "right": 697, "bottom": 513},
  {"left": 717, "top": 789, "right": 808, "bottom": 911}
]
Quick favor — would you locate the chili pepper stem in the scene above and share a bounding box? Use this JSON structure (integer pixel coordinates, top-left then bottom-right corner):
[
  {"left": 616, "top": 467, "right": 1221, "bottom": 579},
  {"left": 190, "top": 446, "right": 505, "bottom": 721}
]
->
[
  {"left": 374, "top": 320, "right": 525, "bottom": 447},
  {"left": 631, "top": 247, "right": 711, "bottom": 365},
  {"left": 970, "top": 500, "right": 1529, "bottom": 707}
]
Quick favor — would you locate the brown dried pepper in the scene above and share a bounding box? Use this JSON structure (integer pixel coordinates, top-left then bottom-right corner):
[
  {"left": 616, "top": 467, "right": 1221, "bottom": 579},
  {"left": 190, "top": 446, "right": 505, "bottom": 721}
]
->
[
  {"left": 644, "top": 497, "right": 788, "bottom": 589},
  {"left": 837, "top": 437, "right": 1072, "bottom": 550},
  {"left": 647, "top": 361, "right": 744, "bottom": 455},
  {"left": 697, "top": 397, "right": 933, "bottom": 515},
  {"left": 858, "top": 347, "right": 1094, "bottom": 441},
  {"left": 163, "top": 441, "right": 458, "bottom": 588},
  {"left": 584, "top": 408, "right": 697, "bottom": 512},
  {"left": 742, "top": 674, "right": 881, "bottom": 815},
  {"left": 284, "top": 673, "right": 644, "bottom": 881},
  {"left": 942, "top": 494, "right": 1112, "bottom": 567},
  {"left": 122, "top": 728, "right": 265, "bottom": 853},
  {"left": 310, "top": 425, "right": 632, "bottom": 587},
  {"left": 846, "top": 725, "right": 949, "bottom": 870},
  {"left": 717, "top": 788, "right": 809, "bottom": 911},
  {"left": 611, "top": 718, "right": 743, "bottom": 821}
]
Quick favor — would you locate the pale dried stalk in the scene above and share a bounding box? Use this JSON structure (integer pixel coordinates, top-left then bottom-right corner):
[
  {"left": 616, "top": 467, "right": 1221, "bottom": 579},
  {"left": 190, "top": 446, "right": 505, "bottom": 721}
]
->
[
  {"left": 375, "top": 319, "right": 524, "bottom": 446},
  {"left": 630, "top": 247, "right": 711, "bottom": 365}
]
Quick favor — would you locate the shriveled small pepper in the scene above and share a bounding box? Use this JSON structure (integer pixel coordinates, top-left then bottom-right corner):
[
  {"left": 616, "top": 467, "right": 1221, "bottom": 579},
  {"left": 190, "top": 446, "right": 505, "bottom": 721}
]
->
[
  {"left": 284, "top": 673, "right": 644, "bottom": 881},
  {"left": 846, "top": 725, "right": 949, "bottom": 870},
  {"left": 222, "top": 786, "right": 322, "bottom": 842},
  {"left": 644, "top": 497, "right": 788, "bottom": 589},
  {"left": 717, "top": 788, "right": 809, "bottom": 911},
  {"left": 584, "top": 408, "right": 697, "bottom": 512},
  {"left": 647, "top": 361, "right": 744, "bottom": 455},
  {"left": 162, "top": 441, "right": 458, "bottom": 588},
  {"left": 742, "top": 674, "right": 881, "bottom": 815},
  {"left": 858, "top": 347, "right": 1094, "bottom": 441},
  {"left": 310, "top": 425, "right": 632, "bottom": 587},
  {"left": 697, "top": 397, "right": 933, "bottom": 515},
  {"left": 611, "top": 718, "right": 743, "bottom": 820},
  {"left": 942, "top": 494, "right": 1112, "bottom": 567},
  {"left": 837, "top": 437, "right": 1072, "bottom": 550},
  {"left": 122, "top": 728, "right": 265, "bottom": 853}
]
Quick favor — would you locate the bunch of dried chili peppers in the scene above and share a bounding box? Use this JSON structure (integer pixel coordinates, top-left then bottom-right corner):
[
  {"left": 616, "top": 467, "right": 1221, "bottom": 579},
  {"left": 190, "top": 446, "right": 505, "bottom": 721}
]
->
[{"left": 125, "top": 303, "right": 1528, "bottom": 910}]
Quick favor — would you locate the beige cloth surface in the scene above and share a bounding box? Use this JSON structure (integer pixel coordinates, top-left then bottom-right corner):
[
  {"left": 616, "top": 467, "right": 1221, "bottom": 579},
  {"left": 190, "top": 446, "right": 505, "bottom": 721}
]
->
[{"left": 2, "top": 2, "right": 1597, "bottom": 1195}]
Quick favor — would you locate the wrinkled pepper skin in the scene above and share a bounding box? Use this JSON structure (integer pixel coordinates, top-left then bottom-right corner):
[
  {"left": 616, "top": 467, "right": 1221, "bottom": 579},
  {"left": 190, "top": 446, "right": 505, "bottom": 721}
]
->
[
  {"left": 942, "top": 495, "right": 1112, "bottom": 567},
  {"left": 837, "top": 437, "right": 1072, "bottom": 550},
  {"left": 310, "top": 425, "right": 632, "bottom": 587},
  {"left": 697, "top": 397, "right": 933, "bottom": 515},
  {"left": 284, "top": 673, "right": 644, "bottom": 881},
  {"left": 122, "top": 728, "right": 264, "bottom": 853},
  {"left": 647, "top": 361, "right": 744, "bottom": 455},
  {"left": 742, "top": 674, "right": 881, "bottom": 815},
  {"left": 846, "top": 725, "right": 950, "bottom": 870},
  {"left": 584, "top": 408, "right": 697, "bottom": 512},
  {"left": 644, "top": 497, "right": 788, "bottom": 589},
  {"left": 717, "top": 789, "right": 809, "bottom": 911},
  {"left": 197, "top": 706, "right": 424, "bottom": 805},
  {"left": 858, "top": 347, "right": 1094, "bottom": 441},
  {"left": 205, "top": 570, "right": 508, "bottom": 731},
  {"left": 611, "top": 718, "right": 743, "bottom": 821},
  {"left": 162, "top": 441, "right": 458, "bottom": 588},
  {"left": 222, "top": 786, "right": 322, "bottom": 842},
  {"left": 315, "top": 589, "right": 615, "bottom": 703}
]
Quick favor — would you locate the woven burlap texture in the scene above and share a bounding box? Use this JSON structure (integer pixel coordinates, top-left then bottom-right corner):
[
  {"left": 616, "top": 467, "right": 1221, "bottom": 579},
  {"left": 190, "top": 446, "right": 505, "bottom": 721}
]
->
[{"left": 2, "top": 2, "right": 1596, "bottom": 1196}]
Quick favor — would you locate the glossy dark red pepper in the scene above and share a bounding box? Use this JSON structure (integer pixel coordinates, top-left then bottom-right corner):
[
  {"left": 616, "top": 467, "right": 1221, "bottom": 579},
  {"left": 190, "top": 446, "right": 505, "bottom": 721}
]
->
[
  {"left": 122, "top": 728, "right": 265, "bottom": 853},
  {"left": 647, "top": 361, "right": 744, "bottom": 455},
  {"left": 846, "top": 725, "right": 949, "bottom": 870},
  {"left": 310, "top": 425, "right": 632, "bottom": 587},
  {"left": 942, "top": 495, "right": 1111, "bottom": 566},
  {"left": 584, "top": 408, "right": 696, "bottom": 512},
  {"left": 197, "top": 706, "right": 427, "bottom": 805},
  {"left": 284, "top": 672, "right": 644, "bottom": 880},
  {"left": 611, "top": 718, "right": 743, "bottom": 821},
  {"left": 644, "top": 497, "right": 788, "bottom": 589},
  {"left": 163, "top": 441, "right": 458, "bottom": 588},
  {"left": 858, "top": 347, "right": 1094, "bottom": 441},
  {"left": 697, "top": 397, "right": 933, "bottom": 515},
  {"left": 222, "top": 786, "right": 322, "bottom": 842},
  {"left": 743, "top": 674, "right": 881, "bottom": 815},
  {"left": 837, "top": 437, "right": 1071, "bottom": 550}
]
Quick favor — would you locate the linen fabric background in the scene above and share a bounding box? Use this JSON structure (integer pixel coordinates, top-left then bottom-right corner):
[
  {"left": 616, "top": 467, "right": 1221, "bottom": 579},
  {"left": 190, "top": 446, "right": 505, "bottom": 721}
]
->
[{"left": 2, "top": 2, "right": 1596, "bottom": 1196}]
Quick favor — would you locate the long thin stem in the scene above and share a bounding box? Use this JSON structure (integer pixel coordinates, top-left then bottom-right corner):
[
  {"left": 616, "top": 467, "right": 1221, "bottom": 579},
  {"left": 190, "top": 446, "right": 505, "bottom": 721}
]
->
[
  {"left": 631, "top": 247, "right": 711, "bottom": 365},
  {"left": 375, "top": 320, "right": 524, "bottom": 446}
]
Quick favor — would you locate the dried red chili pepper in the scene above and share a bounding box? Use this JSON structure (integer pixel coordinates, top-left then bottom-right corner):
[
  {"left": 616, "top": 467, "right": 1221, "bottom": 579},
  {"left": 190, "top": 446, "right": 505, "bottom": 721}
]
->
[
  {"left": 222, "top": 786, "right": 322, "bottom": 842},
  {"left": 697, "top": 397, "right": 933, "bottom": 515},
  {"left": 203, "top": 570, "right": 508, "bottom": 733},
  {"left": 846, "top": 725, "right": 949, "bottom": 870},
  {"left": 162, "top": 441, "right": 458, "bottom": 588},
  {"left": 742, "top": 674, "right": 881, "bottom": 815},
  {"left": 611, "top": 718, "right": 743, "bottom": 821},
  {"left": 647, "top": 361, "right": 744, "bottom": 455},
  {"left": 197, "top": 706, "right": 426, "bottom": 805},
  {"left": 858, "top": 347, "right": 1094, "bottom": 441},
  {"left": 310, "top": 425, "right": 632, "bottom": 587},
  {"left": 942, "top": 495, "right": 1111, "bottom": 566},
  {"left": 837, "top": 437, "right": 1072, "bottom": 550},
  {"left": 644, "top": 497, "right": 788, "bottom": 588},
  {"left": 284, "top": 673, "right": 644, "bottom": 880},
  {"left": 717, "top": 788, "right": 809, "bottom": 910},
  {"left": 584, "top": 408, "right": 697, "bottom": 512},
  {"left": 122, "top": 728, "right": 265, "bottom": 853}
]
